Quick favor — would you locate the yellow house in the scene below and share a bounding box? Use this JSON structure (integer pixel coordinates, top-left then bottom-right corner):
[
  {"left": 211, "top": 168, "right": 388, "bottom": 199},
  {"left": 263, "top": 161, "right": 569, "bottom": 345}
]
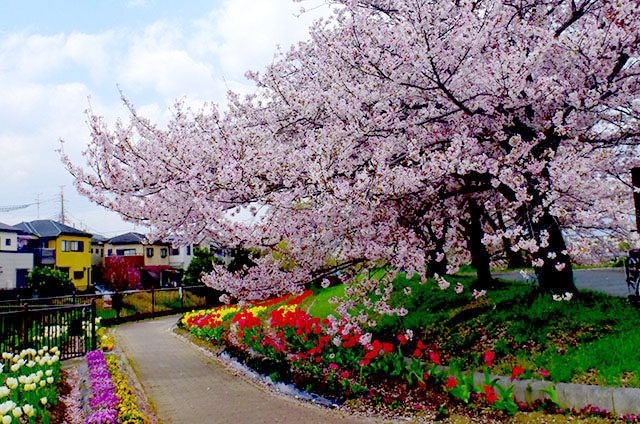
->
[
  {"left": 104, "top": 232, "right": 170, "bottom": 267},
  {"left": 16, "top": 220, "right": 93, "bottom": 290}
]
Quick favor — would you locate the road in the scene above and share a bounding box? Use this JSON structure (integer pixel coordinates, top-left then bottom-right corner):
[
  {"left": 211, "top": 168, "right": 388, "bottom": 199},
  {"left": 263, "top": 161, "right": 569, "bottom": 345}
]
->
[
  {"left": 113, "top": 315, "right": 374, "bottom": 424},
  {"left": 495, "top": 268, "right": 629, "bottom": 297}
]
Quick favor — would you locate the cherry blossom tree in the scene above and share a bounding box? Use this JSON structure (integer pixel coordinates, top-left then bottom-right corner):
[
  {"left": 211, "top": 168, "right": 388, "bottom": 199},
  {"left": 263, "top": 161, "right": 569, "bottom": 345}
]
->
[{"left": 64, "top": 0, "right": 640, "bottom": 302}]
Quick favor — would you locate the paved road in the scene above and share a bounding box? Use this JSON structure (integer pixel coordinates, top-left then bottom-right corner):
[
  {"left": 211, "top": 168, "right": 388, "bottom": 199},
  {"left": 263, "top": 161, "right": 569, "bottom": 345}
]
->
[
  {"left": 495, "top": 268, "right": 630, "bottom": 297},
  {"left": 114, "top": 316, "right": 373, "bottom": 424}
]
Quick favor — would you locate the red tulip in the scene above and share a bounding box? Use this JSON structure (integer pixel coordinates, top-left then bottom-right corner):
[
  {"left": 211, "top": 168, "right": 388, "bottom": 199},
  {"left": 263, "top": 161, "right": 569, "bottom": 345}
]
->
[{"left": 511, "top": 366, "right": 524, "bottom": 381}]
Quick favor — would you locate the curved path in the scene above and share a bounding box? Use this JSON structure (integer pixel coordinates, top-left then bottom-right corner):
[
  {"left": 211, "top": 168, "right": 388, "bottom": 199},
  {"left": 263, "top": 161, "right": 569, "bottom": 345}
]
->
[{"left": 114, "top": 315, "right": 373, "bottom": 424}]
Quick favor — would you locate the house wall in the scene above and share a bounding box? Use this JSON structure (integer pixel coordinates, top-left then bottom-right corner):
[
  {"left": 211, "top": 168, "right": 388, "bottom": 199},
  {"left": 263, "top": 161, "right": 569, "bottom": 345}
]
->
[
  {"left": 0, "top": 231, "right": 18, "bottom": 252},
  {"left": 90, "top": 243, "right": 104, "bottom": 266},
  {"left": 169, "top": 245, "right": 194, "bottom": 270},
  {"left": 48, "top": 236, "right": 92, "bottom": 290},
  {"left": 0, "top": 252, "right": 33, "bottom": 289},
  {"left": 105, "top": 243, "right": 170, "bottom": 267}
]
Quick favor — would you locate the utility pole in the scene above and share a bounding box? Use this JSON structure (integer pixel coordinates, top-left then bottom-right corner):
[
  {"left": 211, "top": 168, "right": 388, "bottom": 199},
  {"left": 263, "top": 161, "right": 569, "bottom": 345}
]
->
[
  {"left": 59, "top": 186, "right": 65, "bottom": 224},
  {"left": 35, "top": 193, "right": 41, "bottom": 219}
]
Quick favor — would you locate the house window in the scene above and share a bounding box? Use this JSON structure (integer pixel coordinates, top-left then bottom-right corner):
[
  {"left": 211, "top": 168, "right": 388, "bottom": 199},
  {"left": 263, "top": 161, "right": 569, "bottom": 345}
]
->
[
  {"left": 170, "top": 247, "right": 180, "bottom": 256},
  {"left": 73, "top": 270, "right": 84, "bottom": 280},
  {"left": 62, "top": 240, "right": 84, "bottom": 252},
  {"left": 116, "top": 249, "right": 136, "bottom": 256},
  {"left": 146, "top": 247, "right": 154, "bottom": 258},
  {"left": 186, "top": 245, "right": 191, "bottom": 256},
  {"left": 160, "top": 248, "right": 168, "bottom": 258},
  {"left": 5, "top": 239, "right": 10, "bottom": 246},
  {"left": 107, "top": 249, "right": 112, "bottom": 256}
]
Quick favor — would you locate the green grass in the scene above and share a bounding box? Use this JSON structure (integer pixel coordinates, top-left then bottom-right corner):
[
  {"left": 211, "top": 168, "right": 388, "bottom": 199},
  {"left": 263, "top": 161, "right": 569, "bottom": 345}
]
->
[
  {"left": 308, "top": 284, "right": 345, "bottom": 318},
  {"left": 307, "top": 272, "right": 640, "bottom": 387}
]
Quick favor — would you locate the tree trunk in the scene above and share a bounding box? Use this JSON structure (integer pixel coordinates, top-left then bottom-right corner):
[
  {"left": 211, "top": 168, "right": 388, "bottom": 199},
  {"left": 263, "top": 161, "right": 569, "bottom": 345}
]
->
[
  {"left": 468, "top": 200, "right": 494, "bottom": 290},
  {"left": 632, "top": 167, "right": 640, "bottom": 233},
  {"left": 532, "top": 210, "right": 577, "bottom": 293}
]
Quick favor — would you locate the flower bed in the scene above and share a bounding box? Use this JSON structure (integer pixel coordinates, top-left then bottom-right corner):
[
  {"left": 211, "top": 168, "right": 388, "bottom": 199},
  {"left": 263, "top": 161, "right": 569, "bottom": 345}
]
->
[
  {"left": 182, "top": 294, "right": 640, "bottom": 422},
  {"left": 105, "top": 355, "right": 148, "bottom": 424},
  {"left": 85, "top": 350, "right": 119, "bottom": 424},
  {"left": 0, "top": 346, "right": 62, "bottom": 424},
  {"left": 84, "top": 350, "right": 151, "bottom": 424}
]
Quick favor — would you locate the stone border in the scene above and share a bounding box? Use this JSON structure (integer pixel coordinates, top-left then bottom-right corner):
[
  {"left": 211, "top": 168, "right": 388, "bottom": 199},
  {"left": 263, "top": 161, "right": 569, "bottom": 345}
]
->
[{"left": 474, "top": 372, "right": 640, "bottom": 415}]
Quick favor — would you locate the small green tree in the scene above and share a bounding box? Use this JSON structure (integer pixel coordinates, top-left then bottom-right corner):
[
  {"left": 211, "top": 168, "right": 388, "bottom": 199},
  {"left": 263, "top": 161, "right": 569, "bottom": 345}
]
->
[
  {"left": 27, "top": 266, "right": 75, "bottom": 296},
  {"left": 183, "top": 247, "right": 218, "bottom": 286}
]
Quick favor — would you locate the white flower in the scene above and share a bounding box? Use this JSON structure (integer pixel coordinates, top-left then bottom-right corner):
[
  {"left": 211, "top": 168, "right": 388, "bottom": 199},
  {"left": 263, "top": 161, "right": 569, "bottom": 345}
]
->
[
  {"left": 332, "top": 337, "right": 341, "bottom": 347},
  {"left": 437, "top": 278, "right": 450, "bottom": 290},
  {"left": 12, "top": 406, "right": 22, "bottom": 418},
  {"left": 5, "top": 378, "right": 17, "bottom": 390},
  {"left": 1, "top": 415, "right": 10, "bottom": 424},
  {"left": 0, "top": 387, "right": 9, "bottom": 398},
  {"left": 473, "top": 289, "right": 487, "bottom": 299},
  {"left": 563, "top": 292, "right": 573, "bottom": 301},
  {"left": 9, "top": 364, "right": 19, "bottom": 373},
  {"left": 46, "top": 377, "right": 54, "bottom": 385},
  {"left": 0, "top": 400, "right": 16, "bottom": 414},
  {"left": 45, "top": 370, "right": 53, "bottom": 377},
  {"left": 321, "top": 279, "right": 331, "bottom": 289},
  {"left": 455, "top": 283, "right": 464, "bottom": 294},
  {"left": 40, "top": 397, "right": 47, "bottom": 406},
  {"left": 23, "top": 404, "right": 34, "bottom": 417},
  {"left": 405, "top": 329, "right": 414, "bottom": 341},
  {"left": 552, "top": 294, "right": 562, "bottom": 302},
  {"left": 555, "top": 263, "right": 566, "bottom": 271},
  {"left": 359, "top": 333, "right": 372, "bottom": 346},
  {"left": 0, "top": 363, "right": 3, "bottom": 374},
  {"left": 403, "top": 286, "right": 412, "bottom": 296}
]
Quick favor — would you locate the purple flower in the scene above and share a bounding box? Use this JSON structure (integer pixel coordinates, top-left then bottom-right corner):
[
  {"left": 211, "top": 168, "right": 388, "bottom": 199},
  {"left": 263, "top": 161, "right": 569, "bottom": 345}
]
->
[{"left": 85, "top": 350, "right": 120, "bottom": 423}]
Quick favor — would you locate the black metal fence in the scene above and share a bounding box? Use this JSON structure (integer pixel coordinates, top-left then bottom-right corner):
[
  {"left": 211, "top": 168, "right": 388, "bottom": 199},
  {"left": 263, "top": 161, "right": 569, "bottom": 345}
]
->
[
  {"left": 0, "top": 285, "right": 215, "bottom": 325},
  {"left": 0, "top": 302, "right": 97, "bottom": 360}
]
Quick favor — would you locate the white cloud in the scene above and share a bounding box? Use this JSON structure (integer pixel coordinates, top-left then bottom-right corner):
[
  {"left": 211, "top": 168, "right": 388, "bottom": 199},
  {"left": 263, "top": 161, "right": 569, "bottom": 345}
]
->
[{"left": 0, "top": 1, "right": 331, "bottom": 234}]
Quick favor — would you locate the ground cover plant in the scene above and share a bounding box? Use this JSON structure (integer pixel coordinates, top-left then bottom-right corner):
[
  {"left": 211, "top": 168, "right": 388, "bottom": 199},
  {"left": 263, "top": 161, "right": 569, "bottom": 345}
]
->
[
  {"left": 0, "top": 346, "right": 62, "bottom": 423},
  {"left": 366, "top": 274, "right": 640, "bottom": 388}
]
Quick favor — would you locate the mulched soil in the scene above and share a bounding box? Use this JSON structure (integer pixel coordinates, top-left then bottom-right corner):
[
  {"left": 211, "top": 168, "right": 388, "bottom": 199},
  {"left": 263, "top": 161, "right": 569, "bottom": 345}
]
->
[{"left": 49, "top": 369, "right": 71, "bottom": 423}]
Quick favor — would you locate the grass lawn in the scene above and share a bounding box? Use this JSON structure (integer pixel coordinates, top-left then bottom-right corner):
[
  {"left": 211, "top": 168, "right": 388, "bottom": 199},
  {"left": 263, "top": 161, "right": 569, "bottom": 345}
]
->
[{"left": 307, "top": 273, "right": 640, "bottom": 388}]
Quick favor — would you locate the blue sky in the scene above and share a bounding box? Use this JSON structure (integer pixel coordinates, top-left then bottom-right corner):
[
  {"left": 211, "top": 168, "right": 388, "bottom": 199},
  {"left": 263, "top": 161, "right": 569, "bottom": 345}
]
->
[{"left": 0, "top": 0, "right": 327, "bottom": 236}]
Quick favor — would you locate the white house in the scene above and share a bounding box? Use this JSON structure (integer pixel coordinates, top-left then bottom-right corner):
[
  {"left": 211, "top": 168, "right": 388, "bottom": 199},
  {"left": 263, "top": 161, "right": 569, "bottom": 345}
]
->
[{"left": 0, "top": 222, "right": 34, "bottom": 290}]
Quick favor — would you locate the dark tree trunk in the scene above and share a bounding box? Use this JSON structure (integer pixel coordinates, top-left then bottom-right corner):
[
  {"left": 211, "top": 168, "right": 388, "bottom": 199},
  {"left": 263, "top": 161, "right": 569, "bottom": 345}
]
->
[
  {"left": 531, "top": 210, "right": 577, "bottom": 293},
  {"left": 494, "top": 214, "right": 529, "bottom": 269},
  {"left": 468, "top": 200, "right": 494, "bottom": 290},
  {"left": 632, "top": 167, "right": 640, "bottom": 233}
]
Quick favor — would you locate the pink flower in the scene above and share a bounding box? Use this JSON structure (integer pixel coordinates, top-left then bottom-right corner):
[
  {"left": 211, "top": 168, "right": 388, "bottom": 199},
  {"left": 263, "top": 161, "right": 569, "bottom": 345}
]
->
[
  {"left": 329, "top": 363, "right": 339, "bottom": 370},
  {"left": 539, "top": 369, "right": 550, "bottom": 379}
]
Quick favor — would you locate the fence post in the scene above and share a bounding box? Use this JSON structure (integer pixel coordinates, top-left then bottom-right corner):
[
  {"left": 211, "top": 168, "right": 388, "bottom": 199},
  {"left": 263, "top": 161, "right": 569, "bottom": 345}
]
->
[
  {"left": 72, "top": 289, "right": 77, "bottom": 305},
  {"left": 151, "top": 286, "right": 155, "bottom": 316},
  {"left": 22, "top": 304, "right": 29, "bottom": 350},
  {"left": 91, "top": 299, "right": 97, "bottom": 351}
]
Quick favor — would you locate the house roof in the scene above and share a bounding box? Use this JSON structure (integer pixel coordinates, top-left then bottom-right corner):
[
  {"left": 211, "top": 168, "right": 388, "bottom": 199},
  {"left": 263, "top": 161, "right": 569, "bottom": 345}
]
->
[
  {"left": 107, "top": 232, "right": 147, "bottom": 245},
  {"left": 14, "top": 220, "right": 92, "bottom": 238},
  {"left": 0, "top": 222, "right": 21, "bottom": 233},
  {"left": 91, "top": 234, "right": 109, "bottom": 244}
]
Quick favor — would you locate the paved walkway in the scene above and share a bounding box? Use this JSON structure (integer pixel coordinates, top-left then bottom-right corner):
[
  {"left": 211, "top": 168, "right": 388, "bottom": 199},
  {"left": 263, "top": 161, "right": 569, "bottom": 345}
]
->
[
  {"left": 495, "top": 268, "right": 629, "bottom": 297},
  {"left": 114, "top": 316, "right": 373, "bottom": 424}
]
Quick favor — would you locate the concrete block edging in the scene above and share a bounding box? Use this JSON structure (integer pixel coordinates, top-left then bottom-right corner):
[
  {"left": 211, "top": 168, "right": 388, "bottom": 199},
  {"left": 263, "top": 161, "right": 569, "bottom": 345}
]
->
[{"left": 472, "top": 371, "right": 640, "bottom": 415}]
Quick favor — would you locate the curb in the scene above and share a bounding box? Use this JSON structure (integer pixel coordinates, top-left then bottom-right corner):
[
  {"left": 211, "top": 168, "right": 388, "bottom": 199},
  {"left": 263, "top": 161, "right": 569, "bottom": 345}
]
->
[{"left": 475, "top": 372, "right": 640, "bottom": 415}]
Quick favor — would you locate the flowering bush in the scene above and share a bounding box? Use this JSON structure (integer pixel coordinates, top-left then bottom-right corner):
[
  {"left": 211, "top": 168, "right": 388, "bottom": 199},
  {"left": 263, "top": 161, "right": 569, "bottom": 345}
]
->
[{"left": 0, "top": 346, "right": 61, "bottom": 424}]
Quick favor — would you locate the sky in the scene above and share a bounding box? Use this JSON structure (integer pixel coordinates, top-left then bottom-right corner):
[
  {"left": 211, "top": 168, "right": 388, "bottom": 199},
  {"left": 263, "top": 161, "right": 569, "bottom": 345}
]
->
[{"left": 0, "top": 0, "right": 329, "bottom": 237}]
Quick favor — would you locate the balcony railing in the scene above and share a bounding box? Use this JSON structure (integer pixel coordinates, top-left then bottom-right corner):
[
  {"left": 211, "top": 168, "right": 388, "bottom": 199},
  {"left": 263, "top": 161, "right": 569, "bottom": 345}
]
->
[{"left": 34, "top": 248, "right": 56, "bottom": 265}]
